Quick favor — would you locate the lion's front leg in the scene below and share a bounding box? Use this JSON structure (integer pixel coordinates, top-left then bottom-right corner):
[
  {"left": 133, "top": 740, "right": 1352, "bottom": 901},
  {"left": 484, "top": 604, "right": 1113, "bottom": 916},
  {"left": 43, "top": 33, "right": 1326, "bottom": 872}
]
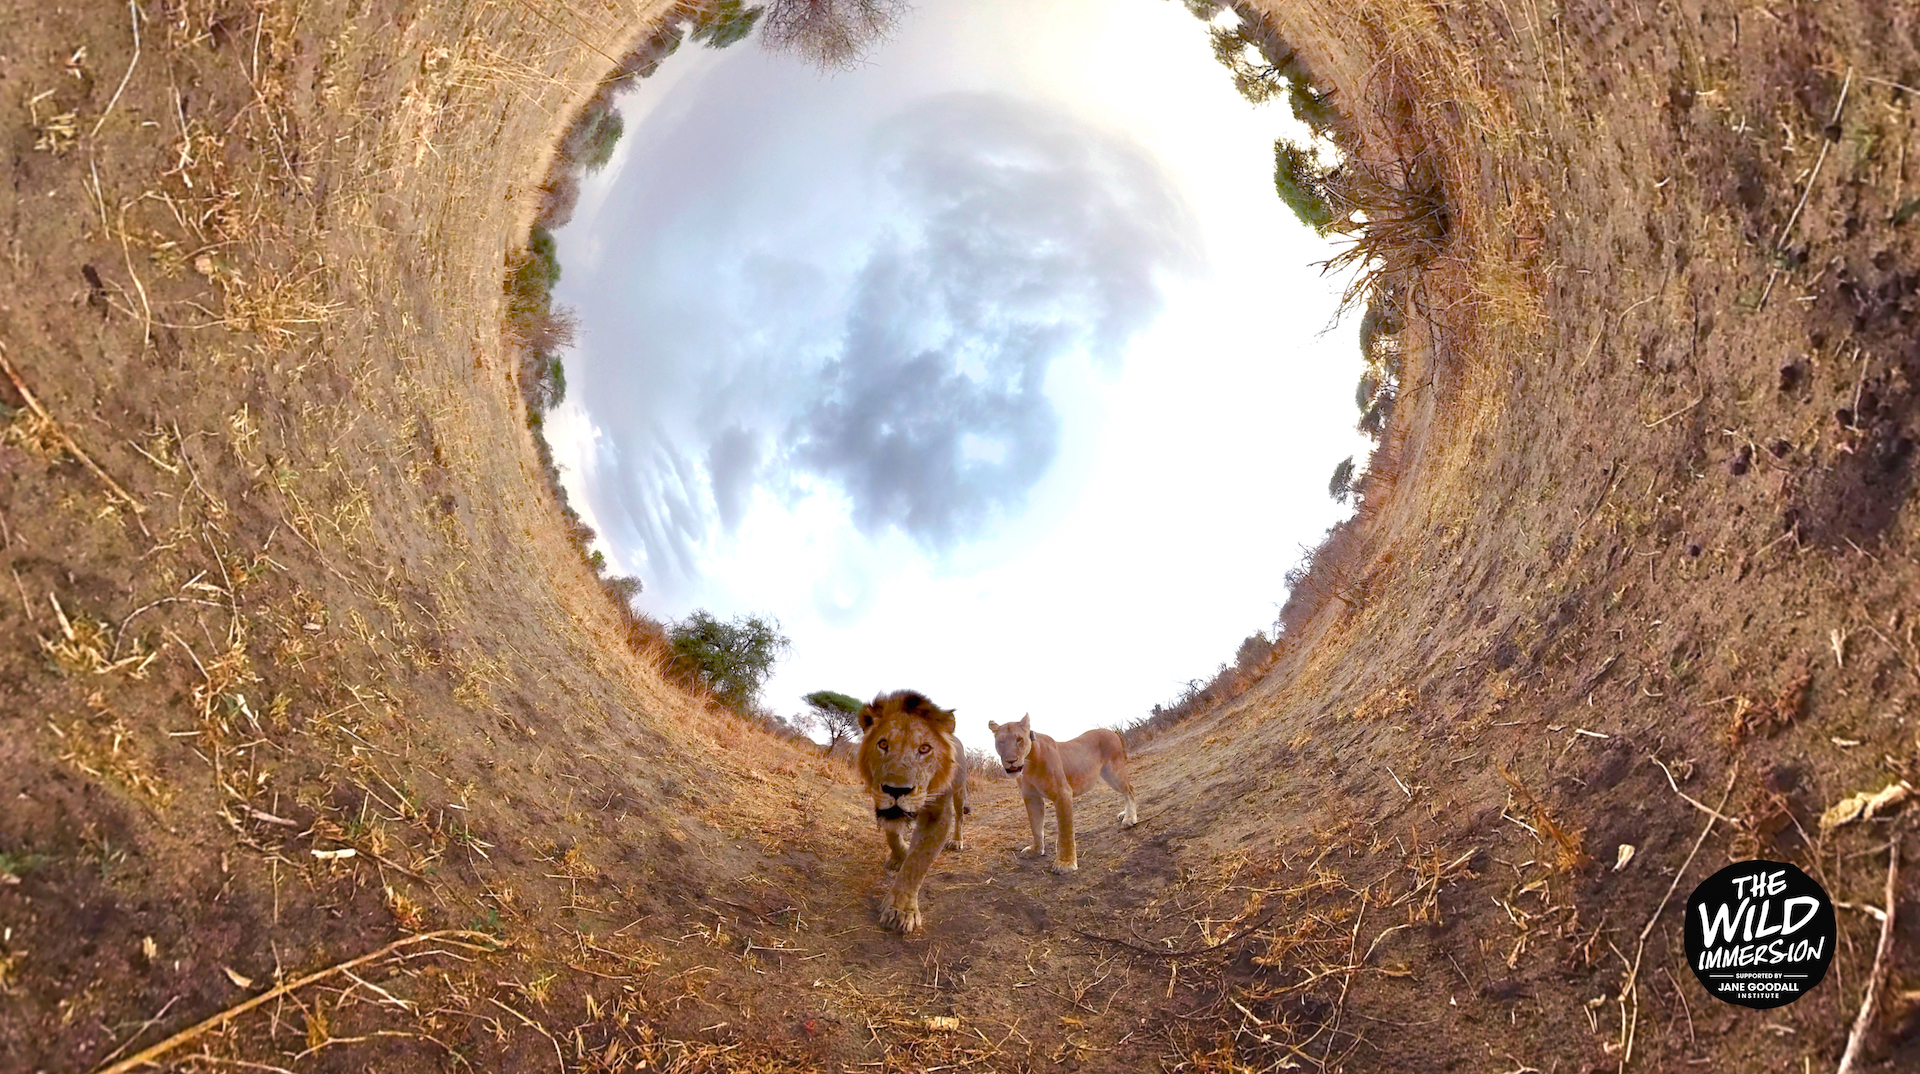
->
[
  {"left": 880, "top": 807, "right": 951, "bottom": 933},
  {"left": 882, "top": 821, "right": 909, "bottom": 871}
]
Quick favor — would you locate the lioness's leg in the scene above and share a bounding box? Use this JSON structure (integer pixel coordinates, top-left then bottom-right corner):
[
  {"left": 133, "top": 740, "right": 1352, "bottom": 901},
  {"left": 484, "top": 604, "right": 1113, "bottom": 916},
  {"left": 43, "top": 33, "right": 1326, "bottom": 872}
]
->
[
  {"left": 1020, "top": 786, "right": 1046, "bottom": 856},
  {"left": 948, "top": 780, "right": 966, "bottom": 852},
  {"left": 880, "top": 807, "right": 951, "bottom": 933},
  {"left": 1052, "top": 791, "right": 1077, "bottom": 873},
  {"left": 1101, "top": 760, "right": 1140, "bottom": 828},
  {"left": 883, "top": 822, "right": 909, "bottom": 870}
]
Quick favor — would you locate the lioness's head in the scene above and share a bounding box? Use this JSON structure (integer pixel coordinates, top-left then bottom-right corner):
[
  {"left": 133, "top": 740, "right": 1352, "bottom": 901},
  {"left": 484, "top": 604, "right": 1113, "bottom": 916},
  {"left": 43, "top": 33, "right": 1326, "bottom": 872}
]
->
[
  {"left": 988, "top": 715, "right": 1034, "bottom": 776},
  {"left": 858, "top": 690, "right": 959, "bottom": 821}
]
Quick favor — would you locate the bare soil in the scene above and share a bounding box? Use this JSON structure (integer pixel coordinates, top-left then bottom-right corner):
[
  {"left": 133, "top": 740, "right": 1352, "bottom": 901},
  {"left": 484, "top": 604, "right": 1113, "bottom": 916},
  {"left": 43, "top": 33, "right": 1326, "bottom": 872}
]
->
[{"left": 1, "top": 1, "right": 1916, "bottom": 1072}]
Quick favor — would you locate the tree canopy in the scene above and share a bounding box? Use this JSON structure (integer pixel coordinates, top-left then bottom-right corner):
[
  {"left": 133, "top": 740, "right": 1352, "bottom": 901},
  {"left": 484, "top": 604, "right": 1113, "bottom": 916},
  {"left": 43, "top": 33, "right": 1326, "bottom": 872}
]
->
[
  {"left": 759, "top": 0, "right": 906, "bottom": 69},
  {"left": 1328, "top": 456, "right": 1357, "bottom": 504},
  {"left": 1273, "top": 139, "right": 1337, "bottom": 233},
  {"left": 668, "top": 611, "right": 791, "bottom": 713},
  {"left": 802, "top": 689, "right": 865, "bottom": 749},
  {"left": 691, "top": 0, "right": 765, "bottom": 49}
]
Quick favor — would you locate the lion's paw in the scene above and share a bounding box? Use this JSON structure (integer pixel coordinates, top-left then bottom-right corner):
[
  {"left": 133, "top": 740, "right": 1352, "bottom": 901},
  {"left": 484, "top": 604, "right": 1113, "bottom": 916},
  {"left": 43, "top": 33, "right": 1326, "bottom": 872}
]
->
[
  {"left": 883, "top": 853, "right": 905, "bottom": 872},
  {"left": 946, "top": 838, "right": 964, "bottom": 851},
  {"left": 879, "top": 900, "right": 922, "bottom": 933},
  {"left": 1018, "top": 843, "right": 1045, "bottom": 857},
  {"left": 1050, "top": 859, "right": 1078, "bottom": 874}
]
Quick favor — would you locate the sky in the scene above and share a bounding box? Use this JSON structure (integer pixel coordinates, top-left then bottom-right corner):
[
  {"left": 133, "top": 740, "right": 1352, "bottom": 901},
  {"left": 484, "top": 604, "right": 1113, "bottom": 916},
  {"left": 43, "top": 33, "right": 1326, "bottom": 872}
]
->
[{"left": 546, "top": 0, "right": 1374, "bottom": 753}]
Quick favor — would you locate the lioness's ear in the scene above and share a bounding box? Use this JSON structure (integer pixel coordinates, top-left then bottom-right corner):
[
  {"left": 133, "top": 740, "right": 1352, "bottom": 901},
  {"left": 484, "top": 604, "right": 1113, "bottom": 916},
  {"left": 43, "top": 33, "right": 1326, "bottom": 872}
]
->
[
  {"left": 987, "top": 720, "right": 1000, "bottom": 732},
  {"left": 1018, "top": 714, "right": 1031, "bottom": 730}
]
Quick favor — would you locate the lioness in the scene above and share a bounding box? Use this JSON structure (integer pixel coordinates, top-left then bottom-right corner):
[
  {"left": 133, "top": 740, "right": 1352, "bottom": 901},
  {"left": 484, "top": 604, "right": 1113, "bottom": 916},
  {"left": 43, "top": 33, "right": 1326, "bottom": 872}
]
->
[
  {"left": 989, "top": 715, "right": 1138, "bottom": 873},
  {"left": 858, "top": 690, "right": 967, "bottom": 933}
]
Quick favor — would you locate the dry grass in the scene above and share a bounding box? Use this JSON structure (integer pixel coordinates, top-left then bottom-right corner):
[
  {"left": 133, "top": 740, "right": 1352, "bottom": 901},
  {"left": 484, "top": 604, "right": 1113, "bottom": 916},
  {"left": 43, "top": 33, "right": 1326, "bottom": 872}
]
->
[
  {"left": 1496, "top": 763, "right": 1592, "bottom": 872},
  {"left": 1072, "top": 820, "right": 1484, "bottom": 1072}
]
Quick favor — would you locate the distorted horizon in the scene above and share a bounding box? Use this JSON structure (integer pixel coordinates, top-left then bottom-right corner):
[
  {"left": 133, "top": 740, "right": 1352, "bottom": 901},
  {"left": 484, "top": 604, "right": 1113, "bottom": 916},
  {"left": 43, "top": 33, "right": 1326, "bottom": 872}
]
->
[{"left": 545, "top": 0, "right": 1374, "bottom": 752}]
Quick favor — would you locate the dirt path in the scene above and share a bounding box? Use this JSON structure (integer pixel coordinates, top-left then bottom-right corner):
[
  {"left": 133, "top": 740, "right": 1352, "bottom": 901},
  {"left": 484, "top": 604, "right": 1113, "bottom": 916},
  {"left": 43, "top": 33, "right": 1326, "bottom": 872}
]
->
[{"left": 2, "top": 1, "right": 1917, "bottom": 1072}]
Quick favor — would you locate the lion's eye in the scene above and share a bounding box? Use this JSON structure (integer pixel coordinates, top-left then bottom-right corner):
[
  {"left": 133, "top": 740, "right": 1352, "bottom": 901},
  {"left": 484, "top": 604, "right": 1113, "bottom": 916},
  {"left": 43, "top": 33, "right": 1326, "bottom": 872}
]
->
[
  {"left": 876, "top": 738, "right": 888, "bottom": 752},
  {"left": 918, "top": 743, "right": 932, "bottom": 755}
]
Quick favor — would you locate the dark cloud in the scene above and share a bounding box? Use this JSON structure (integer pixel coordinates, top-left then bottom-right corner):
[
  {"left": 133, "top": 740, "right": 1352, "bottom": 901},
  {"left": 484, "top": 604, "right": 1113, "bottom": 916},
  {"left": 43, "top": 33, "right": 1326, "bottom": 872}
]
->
[
  {"left": 788, "top": 94, "right": 1196, "bottom": 545},
  {"left": 562, "top": 78, "right": 1195, "bottom": 596},
  {"left": 707, "top": 425, "right": 762, "bottom": 531}
]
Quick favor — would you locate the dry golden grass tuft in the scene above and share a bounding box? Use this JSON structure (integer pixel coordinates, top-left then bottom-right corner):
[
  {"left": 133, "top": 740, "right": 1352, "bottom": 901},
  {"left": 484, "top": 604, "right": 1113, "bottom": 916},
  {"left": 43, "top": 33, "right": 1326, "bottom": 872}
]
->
[
  {"left": 51, "top": 715, "right": 174, "bottom": 805},
  {"left": 1497, "top": 764, "right": 1591, "bottom": 872}
]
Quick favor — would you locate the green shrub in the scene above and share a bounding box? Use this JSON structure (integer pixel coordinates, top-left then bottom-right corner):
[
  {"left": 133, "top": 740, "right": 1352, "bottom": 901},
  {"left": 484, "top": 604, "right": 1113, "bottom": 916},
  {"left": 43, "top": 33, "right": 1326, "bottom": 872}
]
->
[
  {"left": 603, "top": 575, "right": 642, "bottom": 603},
  {"left": 505, "top": 225, "right": 561, "bottom": 335},
  {"left": 1274, "top": 139, "right": 1335, "bottom": 233},
  {"left": 691, "top": 0, "right": 764, "bottom": 49},
  {"left": 1358, "top": 395, "right": 1394, "bottom": 438},
  {"left": 1289, "top": 81, "right": 1338, "bottom": 133},
  {"left": 574, "top": 107, "right": 625, "bottom": 172},
  {"left": 1355, "top": 371, "right": 1380, "bottom": 411}
]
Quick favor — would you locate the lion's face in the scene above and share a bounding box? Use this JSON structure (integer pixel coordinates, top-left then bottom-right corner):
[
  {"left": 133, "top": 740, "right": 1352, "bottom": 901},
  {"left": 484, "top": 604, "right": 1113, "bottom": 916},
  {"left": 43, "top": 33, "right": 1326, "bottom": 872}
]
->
[
  {"left": 858, "top": 690, "right": 959, "bottom": 820},
  {"left": 988, "top": 715, "right": 1034, "bottom": 775}
]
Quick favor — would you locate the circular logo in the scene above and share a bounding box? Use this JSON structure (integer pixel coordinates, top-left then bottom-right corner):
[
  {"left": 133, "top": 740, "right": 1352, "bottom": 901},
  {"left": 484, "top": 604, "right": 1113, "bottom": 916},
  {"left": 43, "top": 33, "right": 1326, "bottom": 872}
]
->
[{"left": 1684, "top": 860, "right": 1835, "bottom": 1009}]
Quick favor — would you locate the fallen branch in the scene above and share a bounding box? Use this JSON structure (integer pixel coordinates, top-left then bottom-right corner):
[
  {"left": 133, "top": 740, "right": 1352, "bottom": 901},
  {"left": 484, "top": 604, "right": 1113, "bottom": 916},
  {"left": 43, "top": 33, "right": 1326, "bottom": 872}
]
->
[
  {"left": 0, "top": 344, "right": 146, "bottom": 512},
  {"left": 1836, "top": 838, "right": 1901, "bottom": 1074},
  {"left": 89, "top": 930, "right": 503, "bottom": 1074}
]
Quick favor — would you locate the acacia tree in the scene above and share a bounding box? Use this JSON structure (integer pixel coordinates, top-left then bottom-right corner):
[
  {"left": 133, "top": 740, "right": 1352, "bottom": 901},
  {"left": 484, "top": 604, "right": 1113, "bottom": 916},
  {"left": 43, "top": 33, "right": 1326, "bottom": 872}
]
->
[
  {"left": 802, "top": 689, "right": 864, "bottom": 751},
  {"left": 1328, "top": 455, "right": 1358, "bottom": 504},
  {"left": 668, "top": 611, "right": 791, "bottom": 713},
  {"left": 759, "top": 0, "right": 908, "bottom": 69}
]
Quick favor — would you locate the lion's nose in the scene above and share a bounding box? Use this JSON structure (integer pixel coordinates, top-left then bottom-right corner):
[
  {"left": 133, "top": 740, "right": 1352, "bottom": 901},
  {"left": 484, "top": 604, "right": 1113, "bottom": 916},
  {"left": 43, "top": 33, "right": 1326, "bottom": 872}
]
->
[{"left": 881, "top": 784, "right": 914, "bottom": 799}]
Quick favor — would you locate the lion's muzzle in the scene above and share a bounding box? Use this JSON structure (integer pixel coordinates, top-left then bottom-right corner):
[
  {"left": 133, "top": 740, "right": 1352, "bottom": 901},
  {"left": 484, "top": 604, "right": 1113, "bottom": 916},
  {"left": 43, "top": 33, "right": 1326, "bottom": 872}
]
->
[
  {"left": 1004, "top": 763, "right": 1024, "bottom": 775},
  {"left": 875, "top": 784, "right": 920, "bottom": 821}
]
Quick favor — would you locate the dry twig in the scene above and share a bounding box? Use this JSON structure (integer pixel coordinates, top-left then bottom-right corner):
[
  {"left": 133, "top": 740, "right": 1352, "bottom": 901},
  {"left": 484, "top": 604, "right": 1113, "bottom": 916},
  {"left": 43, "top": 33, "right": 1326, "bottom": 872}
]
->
[
  {"left": 1836, "top": 838, "right": 1901, "bottom": 1074},
  {"left": 0, "top": 344, "right": 146, "bottom": 512},
  {"left": 1073, "top": 910, "right": 1281, "bottom": 959},
  {"left": 1617, "top": 765, "right": 1738, "bottom": 1070},
  {"left": 90, "top": 0, "right": 141, "bottom": 138},
  {"left": 89, "top": 931, "right": 502, "bottom": 1074}
]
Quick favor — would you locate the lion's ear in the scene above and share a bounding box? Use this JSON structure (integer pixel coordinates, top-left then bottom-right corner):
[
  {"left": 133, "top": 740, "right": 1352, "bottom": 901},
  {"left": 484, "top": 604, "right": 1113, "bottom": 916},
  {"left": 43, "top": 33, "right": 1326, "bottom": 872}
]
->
[
  {"left": 925, "top": 705, "right": 957, "bottom": 734},
  {"left": 858, "top": 704, "right": 878, "bottom": 732}
]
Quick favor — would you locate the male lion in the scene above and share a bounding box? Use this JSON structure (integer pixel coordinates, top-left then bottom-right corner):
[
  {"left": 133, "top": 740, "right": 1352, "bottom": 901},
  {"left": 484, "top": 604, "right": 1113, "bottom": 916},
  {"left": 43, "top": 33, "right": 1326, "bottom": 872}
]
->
[
  {"left": 858, "top": 690, "right": 967, "bottom": 933},
  {"left": 988, "top": 715, "right": 1138, "bottom": 873}
]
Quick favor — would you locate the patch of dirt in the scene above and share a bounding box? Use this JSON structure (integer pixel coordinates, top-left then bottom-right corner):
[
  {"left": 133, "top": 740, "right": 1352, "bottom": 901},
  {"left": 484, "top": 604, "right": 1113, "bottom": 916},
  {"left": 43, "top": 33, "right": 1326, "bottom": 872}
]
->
[{"left": 1, "top": 1, "right": 1917, "bottom": 1072}]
